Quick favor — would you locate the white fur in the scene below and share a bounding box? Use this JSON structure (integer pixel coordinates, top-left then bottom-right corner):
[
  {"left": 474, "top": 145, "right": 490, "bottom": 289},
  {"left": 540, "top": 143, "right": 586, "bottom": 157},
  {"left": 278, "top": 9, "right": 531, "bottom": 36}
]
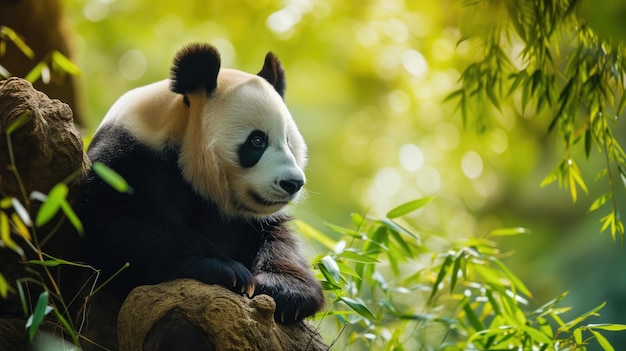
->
[{"left": 98, "top": 68, "right": 307, "bottom": 218}]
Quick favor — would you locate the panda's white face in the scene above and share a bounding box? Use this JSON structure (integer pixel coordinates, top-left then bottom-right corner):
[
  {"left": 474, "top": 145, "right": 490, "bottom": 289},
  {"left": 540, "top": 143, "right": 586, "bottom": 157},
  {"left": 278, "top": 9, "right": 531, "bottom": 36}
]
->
[{"left": 179, "top": 68, "right": 307, "bottom": 218}]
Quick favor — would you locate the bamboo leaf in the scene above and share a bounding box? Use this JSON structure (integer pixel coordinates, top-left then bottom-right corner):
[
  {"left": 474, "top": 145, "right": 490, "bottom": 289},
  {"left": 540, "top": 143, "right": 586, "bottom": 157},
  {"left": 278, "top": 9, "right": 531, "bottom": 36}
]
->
[
  {"left": 450, "top": 254, "right": 462, "bottom": 293},
  {"left": 490, "top": 258, "right": 533, "bottom": 297},
  {"left": 463, "top": 302, "right": 485, "bottom": 332},
  {"left": 490, "top": 227, "right": 531, "bottom": 236},
  {"left": 24, "top": 61, "right": 45, "bottom": 83},
  {"left": 338, "top": 296, "right": 377, "bottom": 320},
  {"left": 386, "top": 197, "right": 433, "bottom": 219},
  {"left": 319, "top": 255, "right": 341, "bottom": 285},
  {"left": 388, "top": 227, "right": 413, "bottom": 258},
  {"left": 51, "top": 51, "right": 81, "bottom": 76},
  {"left": 428, "top": 253, "right": 453, "bottom": 304},
  {"left": 325, "top": 222, "right": 365, "bottom": 239},
  {"left": 35, "top": 183, "right": 68, "bottom": 227},
  {"left": 522, "top": 326, "right": 552, "bottom": 345},
  {"left": 588, "top": 324, "right": 626, "bottom": 332},
  {"left": 588, "top": 193, "right": 611, "bottom": 213},
  {"left": 60, "top": 201, "right": 83, "bottom": 235},
  {"left": 574, "top": 328, "right": 583, "bottom": 344},
  {"left": 0, "top": 273, "right": 10, "bottom": 298},
  {"left": 564, "top": 301, "right": 606, "bottom": 330},
  {"left": 26, "top": 291, "right": 53, "bottom": 341},
  {"left": 11, "top": 213, "right": 31, "bottom": 242},
  {"left": 507, "top": 70, "right": 527, "bottom": 96},
  {"left": 591, "top": 330, "right": 615, "bottom": 351},
  {"left": 337, "top": 250, "right": 379, "bottom": 263},
  {"left": 0, "top": 211, "right": 23, "bottom": 257},
  {"left": 92, "top": 162, "right": 133, "bottom": 194},
  {"left": 540, "top": 163, "right": 561, "bottom": 188},
  {"left": 0, "top": 26, "right": 35, "bottom": 58},
  {"left": 294, "top": 220, "right": 336, "bottom": 250},
  {"left": 617, "top": 92, "right": 626, "bottom": 116}
]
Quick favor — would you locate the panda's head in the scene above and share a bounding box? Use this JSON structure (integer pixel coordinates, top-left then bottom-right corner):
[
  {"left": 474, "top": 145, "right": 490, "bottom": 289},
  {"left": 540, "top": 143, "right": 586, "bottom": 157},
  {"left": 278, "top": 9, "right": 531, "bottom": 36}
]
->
[{"left": 170, "top": 43, "right": 307, "bottom": 219}]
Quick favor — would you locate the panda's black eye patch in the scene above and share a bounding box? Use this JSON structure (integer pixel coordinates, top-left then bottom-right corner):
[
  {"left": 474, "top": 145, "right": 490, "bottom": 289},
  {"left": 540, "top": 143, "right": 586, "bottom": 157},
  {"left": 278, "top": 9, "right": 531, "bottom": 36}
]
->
[{"left": 239, "top": 130, "right": 268, "bottom": 168}]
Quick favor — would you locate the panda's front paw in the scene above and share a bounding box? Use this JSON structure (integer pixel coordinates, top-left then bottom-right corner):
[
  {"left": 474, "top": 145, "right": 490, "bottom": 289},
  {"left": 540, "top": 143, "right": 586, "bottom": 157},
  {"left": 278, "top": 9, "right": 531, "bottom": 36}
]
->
[
  {"left": 197, "top": 257, "right": 255, "bottom": 296},
  {"left": 254, "top": 273, "right": 324, "bottom": 324}
]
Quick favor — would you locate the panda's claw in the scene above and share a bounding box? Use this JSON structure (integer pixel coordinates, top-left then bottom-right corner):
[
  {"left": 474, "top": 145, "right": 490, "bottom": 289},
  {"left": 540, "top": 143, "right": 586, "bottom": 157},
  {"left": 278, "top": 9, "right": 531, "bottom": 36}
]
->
[
  {"left": 246, "top": 284, "right": 255, "bottom": 298},
  {"left": 294, "top": 308, "right": 300, "bottom": 321},
  {"left": 280, "top": 310, "right": 285, "bottom": 324},
  {"left": 232, "top": 275, "right": 237, "bottom": 288}
]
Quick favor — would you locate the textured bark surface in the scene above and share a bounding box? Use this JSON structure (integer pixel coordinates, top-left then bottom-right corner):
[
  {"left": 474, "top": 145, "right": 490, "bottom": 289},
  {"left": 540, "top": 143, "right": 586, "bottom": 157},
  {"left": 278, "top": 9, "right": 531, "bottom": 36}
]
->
[
  {"left": 0, "top": 77, "right": 89, "bottom": 206},
  {"left": 118, "top": 279, "right": 329, "bottom": 351}
]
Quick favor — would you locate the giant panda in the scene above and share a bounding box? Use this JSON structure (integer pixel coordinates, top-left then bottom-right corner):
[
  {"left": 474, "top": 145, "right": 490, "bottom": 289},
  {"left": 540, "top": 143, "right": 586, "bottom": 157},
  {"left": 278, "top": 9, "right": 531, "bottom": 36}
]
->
[{"left": 78, "top": 43, "right": 324, "bottom": 349}]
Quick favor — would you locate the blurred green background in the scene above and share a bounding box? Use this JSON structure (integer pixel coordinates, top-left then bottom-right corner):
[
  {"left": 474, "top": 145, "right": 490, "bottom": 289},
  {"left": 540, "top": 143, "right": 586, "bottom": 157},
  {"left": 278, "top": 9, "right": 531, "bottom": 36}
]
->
[{"left": 42, "top": 0, "right": 626, "bottom": 347}]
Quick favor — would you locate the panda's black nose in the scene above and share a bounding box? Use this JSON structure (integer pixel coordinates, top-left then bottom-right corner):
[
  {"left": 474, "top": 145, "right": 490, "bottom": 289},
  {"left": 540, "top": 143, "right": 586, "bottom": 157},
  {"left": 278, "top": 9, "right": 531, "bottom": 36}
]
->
[{"left": 279, "top": 179, "right": 304, "bottom": 195}]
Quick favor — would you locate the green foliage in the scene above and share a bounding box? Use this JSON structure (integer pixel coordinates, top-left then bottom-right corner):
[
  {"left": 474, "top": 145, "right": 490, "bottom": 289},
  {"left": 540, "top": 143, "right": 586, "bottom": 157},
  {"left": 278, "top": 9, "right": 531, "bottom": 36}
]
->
[
  {"left": 92, "top": 161, "right": 134, "bottom": 193},
  {"left": 0, "top": 25, "right": 80, "bottom": 82},
  {"left": 0, "top": 97, "right": 92, "bottom": 346},
  {"left": 448, "top": 0, "right": 626, "bottom": 240},
  {"left": 301, "top": 198, "right": 626, "bottom": 350}
]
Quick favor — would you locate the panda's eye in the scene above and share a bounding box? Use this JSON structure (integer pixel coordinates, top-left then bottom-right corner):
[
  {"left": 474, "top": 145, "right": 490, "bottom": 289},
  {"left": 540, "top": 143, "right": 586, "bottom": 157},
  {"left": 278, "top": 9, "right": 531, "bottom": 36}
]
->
[
  {"left": 250, "top": 135, "right": 265, "bottom": 148},
  {"left": 239, "top": 130, "right": 268, "bottom": 168},
  {"left": 246, "top": 130, "right": 267, "bottom": 149}
]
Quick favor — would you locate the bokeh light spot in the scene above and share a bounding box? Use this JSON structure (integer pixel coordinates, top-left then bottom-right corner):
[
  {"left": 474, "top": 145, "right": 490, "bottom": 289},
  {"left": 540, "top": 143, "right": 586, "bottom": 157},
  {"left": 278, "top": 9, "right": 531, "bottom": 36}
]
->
[
  {"left": 83, "top": 0, "right": 110, "bottom": 22},
  {"left": 385, "top": 18, "right": 409, "bottom": 42},
  {"left": 402, "top": 49, "right": 428, "bottom": 77},
  {"left": 374, "top": 167, "right": 403, "bottom": 197},
  {"left": 118, "top": 49, "right": 147, "bottom": 81},
  {"left": 387, "top": 90, "right": 411, "bottom": 114},
  {"left": 461, "top": 151, "right": 484, "bottom": 179},
  {"left": 490, "top": 128, "right": 509, "bottom": 154},
  {"left": 356, "top": 26, "right": 379, "bottom": 47},
  {"left": 399, "top": 144, "right": 424, "bottom": 172}
]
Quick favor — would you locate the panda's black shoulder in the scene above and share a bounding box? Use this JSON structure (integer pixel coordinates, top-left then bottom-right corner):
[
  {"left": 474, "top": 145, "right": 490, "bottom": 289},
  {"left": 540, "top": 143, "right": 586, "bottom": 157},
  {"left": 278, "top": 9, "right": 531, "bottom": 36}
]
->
[{"left": 83, "top": 124, "right": 191, "bottom": 208}]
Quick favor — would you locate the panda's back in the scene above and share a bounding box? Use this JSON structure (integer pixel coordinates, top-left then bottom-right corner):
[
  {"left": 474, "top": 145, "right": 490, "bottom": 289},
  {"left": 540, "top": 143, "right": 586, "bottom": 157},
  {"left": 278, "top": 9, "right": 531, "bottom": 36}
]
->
[{"left": 98, "top": 79, "right": 189, "bottom": 150}]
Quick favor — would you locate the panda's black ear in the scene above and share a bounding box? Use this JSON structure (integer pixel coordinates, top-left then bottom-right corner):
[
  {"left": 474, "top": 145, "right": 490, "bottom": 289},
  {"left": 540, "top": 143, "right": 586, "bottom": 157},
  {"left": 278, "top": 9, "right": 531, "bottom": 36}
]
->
[
  {"left": 170, "top": 43, "right": 221, "bottom": 96},
  {"left": 257, "top": 52, "right": 286, "bottom": 98}
]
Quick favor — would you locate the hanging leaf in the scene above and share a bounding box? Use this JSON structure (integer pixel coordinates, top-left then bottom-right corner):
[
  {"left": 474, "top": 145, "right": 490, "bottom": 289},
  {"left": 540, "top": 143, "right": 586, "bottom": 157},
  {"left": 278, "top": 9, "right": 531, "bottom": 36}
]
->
[
  {"left": 0, "top": 26, "right": 35, "bottom": 58},
  {"left": 338, "top": 296, "right": 377, "bottom": 320},
  {"left": 35, "top": 183, "right": 68, "bottom": 227},
  {"left": 92, "top": 162, "right": 133, "bottom": 194},
  {"left": 294, "top": 220, "right": 336, "bottom": 250},
  {"left": 60, "top": 201, "right": 83, "bottom": 235},
  {"left": 0, "top": 273, "right": 10, "bottom": 298},
  {"left": 0, "top": 211, "right": 24, "bottom": 258},
  {"left": 590, "top": 330, "right": 615, "bottom": 351},
  {"left": 588, "top": 193, "right": 611, "bottom": 213},
  {"left": 428, "top": 253, "right": 453, "bottom": 304},
  {"left": 588, "top": 324, "right": 626, "bottom": 332},
  {"left": 489, "top": 227, "right": 531, "bottom": 236},
  {"left": 319, "top": 255, "right": 341, "bottom": 285},
  {"left": 386, "top": 197, "right": 434, "bottom": 219},
  {"left": 51, "top": 51, "right": 81, "bottom": 76},
  {"left": 25, "top": 291, "right": 53, "bottom": 341},
  {"left": 337, "top": 251, "right": 379, "bottom": 264}
]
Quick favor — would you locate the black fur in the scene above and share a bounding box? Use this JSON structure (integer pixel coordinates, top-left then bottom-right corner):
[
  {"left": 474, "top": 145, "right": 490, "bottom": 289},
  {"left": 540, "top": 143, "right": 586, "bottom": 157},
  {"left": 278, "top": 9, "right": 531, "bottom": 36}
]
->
[
  {"left": 258, "top": 52, "right": 286, "bottom": 98},
  {"left": 170, "top": 43, "right": 221, "bottom": 97},
  {"left": 79, "top": 126, "right": 324, "bottom": 349}
]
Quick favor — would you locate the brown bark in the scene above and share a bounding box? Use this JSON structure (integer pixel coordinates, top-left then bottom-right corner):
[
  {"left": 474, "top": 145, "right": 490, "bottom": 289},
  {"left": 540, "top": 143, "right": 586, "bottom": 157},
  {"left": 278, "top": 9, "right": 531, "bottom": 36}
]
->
[{"left": 118, "top": 280, "right": 329, "bottom": 351}]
